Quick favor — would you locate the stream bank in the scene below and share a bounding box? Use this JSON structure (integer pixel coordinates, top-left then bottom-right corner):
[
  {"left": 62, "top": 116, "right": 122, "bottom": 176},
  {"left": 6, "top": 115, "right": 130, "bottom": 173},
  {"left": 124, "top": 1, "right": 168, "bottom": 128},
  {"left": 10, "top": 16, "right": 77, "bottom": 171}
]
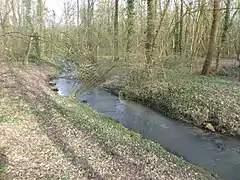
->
[
  {"left": 0, "top": 60, "right": 216, "bottom": 179},
  {"left": 101, "top": 69, "right": 240, "bottom": 137},
  {"left": 55, "top": 61, "right": 240, "bottom": 179},
  {"left": 56, "top": 73, "right": 240, "bottom": 180}
]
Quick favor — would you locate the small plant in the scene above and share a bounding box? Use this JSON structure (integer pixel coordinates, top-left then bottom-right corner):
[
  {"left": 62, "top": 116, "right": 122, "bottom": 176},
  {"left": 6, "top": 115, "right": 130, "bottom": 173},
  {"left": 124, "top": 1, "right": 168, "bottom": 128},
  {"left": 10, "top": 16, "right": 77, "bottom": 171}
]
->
[{"left": 0, "top": 147, "right": 8, "bottom": 173}]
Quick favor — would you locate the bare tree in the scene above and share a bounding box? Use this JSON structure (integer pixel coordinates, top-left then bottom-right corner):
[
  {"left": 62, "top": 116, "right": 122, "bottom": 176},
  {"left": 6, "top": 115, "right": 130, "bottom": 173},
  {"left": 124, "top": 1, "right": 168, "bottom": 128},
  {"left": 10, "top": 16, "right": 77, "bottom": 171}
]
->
[
  {"left": 201, "top": 0, "right": 221, "bottom": 76},
  {"left": 1, "top": 0, "right": 239, "bottom": 81}
]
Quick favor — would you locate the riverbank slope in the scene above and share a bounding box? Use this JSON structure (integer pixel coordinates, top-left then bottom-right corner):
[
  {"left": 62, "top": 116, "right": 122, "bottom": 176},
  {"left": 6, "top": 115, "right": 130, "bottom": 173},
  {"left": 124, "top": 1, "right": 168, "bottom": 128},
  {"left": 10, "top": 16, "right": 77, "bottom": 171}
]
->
[
  {"left": 0, "top": 60, "right": 216, "bottom": 179},
  {"left": 102, "top": 68, "right": 240, "bottom": 136}
]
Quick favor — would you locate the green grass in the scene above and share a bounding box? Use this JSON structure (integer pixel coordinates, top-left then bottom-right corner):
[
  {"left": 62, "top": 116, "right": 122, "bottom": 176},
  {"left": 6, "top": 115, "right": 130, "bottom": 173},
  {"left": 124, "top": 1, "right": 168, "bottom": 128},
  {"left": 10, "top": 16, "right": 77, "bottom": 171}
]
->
[
  {"left": 0, "top": 94, "right": 34, "bottom": 125},
  {"left": 60, "top": 170, "right": 70, "bottom": 180},
  {"left": 0, "top": 164, "right": 8, "bottom": 171},
  {"left": 0, "top": 116, "right": 20, "bottom": 124},
  {"left": 0, "top": 154, "right": 8, "bottom": 180}
]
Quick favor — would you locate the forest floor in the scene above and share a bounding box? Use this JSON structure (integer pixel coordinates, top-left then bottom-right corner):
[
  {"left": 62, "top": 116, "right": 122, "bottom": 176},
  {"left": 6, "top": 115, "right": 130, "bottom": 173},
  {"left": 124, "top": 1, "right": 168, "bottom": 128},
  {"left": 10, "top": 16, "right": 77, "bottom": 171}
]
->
[
  {"left": 102, "top": 58, "right": 240, "bottom": 136},
  {"left": 0, "top": 60, "right": 217, "bottom": 180}
]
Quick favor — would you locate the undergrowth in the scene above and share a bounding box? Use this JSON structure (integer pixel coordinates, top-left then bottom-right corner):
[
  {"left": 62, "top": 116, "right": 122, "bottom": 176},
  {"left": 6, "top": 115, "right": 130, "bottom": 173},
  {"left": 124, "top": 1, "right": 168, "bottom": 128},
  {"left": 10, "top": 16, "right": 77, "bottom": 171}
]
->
[{"left": 104, "top": 68, "right": 240, "bottom": 136}]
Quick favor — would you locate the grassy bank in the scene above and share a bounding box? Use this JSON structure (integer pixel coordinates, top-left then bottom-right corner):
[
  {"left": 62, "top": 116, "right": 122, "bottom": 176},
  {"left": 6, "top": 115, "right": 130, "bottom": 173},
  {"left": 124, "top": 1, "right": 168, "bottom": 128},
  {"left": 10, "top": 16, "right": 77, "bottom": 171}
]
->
[
  {"left": 103, "top": 68, "right": 240, "bottom": 136},
  {"left": 0, "top": 60, "right": 217, "bottom": 179}
]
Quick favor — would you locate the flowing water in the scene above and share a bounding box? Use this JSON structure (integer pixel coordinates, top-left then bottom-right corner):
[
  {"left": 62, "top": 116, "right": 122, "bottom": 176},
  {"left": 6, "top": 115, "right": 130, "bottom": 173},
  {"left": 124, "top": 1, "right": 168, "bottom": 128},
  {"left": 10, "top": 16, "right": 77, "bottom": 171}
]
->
[{"left": 55, "top": 65, "right": 240, "bottom": 180}]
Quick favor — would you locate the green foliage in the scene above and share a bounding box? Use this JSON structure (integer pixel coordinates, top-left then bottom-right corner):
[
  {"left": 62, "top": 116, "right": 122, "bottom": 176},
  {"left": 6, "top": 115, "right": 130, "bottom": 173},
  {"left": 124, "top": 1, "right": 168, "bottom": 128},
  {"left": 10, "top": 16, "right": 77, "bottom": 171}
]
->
[
  {"left": 0, "top": 116, "right": 19, "bottom": 124},
  {"left": 0, "top": 164, "right": 8, "bottom": 170}
]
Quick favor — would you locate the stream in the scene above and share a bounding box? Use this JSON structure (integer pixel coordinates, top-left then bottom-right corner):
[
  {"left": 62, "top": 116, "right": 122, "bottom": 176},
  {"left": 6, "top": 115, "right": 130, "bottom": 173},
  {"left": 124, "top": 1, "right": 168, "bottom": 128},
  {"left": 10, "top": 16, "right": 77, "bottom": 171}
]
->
[{"left": 55, "top": 64, "right": 240, "bottom": 180}]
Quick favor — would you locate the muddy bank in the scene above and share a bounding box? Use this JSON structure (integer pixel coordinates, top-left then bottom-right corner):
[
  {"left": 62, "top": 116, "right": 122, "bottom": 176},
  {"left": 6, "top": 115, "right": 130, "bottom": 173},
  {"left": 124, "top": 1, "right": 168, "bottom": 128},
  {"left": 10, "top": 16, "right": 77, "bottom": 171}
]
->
[{"left": 102, "top": 71, "right": 240, "bottom": 136}]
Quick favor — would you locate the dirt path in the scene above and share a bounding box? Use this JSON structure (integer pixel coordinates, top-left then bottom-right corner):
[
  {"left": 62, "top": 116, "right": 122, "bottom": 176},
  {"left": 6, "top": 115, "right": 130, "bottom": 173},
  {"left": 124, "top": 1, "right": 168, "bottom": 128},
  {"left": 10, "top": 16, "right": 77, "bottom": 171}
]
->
[{"left": 0, "top": 60, "right": 217, "bottom": 180}]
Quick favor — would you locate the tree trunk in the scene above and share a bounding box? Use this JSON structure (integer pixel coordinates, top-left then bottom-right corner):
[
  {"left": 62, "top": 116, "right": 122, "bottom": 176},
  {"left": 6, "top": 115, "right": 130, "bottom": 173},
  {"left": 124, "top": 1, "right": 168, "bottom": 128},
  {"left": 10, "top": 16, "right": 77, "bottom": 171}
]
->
[
  {"left": 152, "top": 0, "right": 170, "bottom": 54},
  {"left": 184, "top": 1, "right": 192, "bottom": 56},
  {"left": 24, "top": 34, "right": 34, "bottom": 65},
  {"left": 201, "top": 0, "right": 220, "bottom": 76},
  {"left": 113, "top": 0, "right": 119, "bottom": 61},
  {"left": 179, "top": 0, "right": 184, "bottom": 54},
  {"left": 37, "top": 0, "right": 44, "bottom": 61},
  {"left": 77, "top": 0, "right": 80, "bottom": 42},
  {"left": 11, "top": 0, "right": 17, "bottom": 26},
  {"left": 215, "top": 0, "right": 231, "bottom": 72},
  {"left": 139, "top": 0, "right": 144, "bottom": 34},
  {"left": 86, "top": 0, "right": 96, "bottom": 63},
  {"left": 126, "top": 0, "right": 134, "bottom": 56},
  {"left": 17, "top": 0, "right": 23, "bottom": 27},
  {"left": 145, "top": 0, "right": 156, "bottom": 71},
  {"left": 174, "top": 1, "right": 179, "bottom": 54},
  {"left": 2, "top": 0, "right": 10, "bottom": 49},
  {"left": 23, "top": 0, "right": 31, "bottom": 29}
]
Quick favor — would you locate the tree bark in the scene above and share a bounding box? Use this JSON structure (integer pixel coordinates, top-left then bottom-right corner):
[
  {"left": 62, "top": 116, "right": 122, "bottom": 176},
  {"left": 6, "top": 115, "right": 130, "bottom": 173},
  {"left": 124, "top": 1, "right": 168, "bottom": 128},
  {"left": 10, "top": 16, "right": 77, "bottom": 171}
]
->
[
  {"left": 215, "top": 0, "right": 231, "bottom": 72},
  {"left": 179, "top": 0, "right": 184, "bottom": 54},
  {"left": 145, "top": 0, "right": 156, "bottom": 71},
  {"left": 37, "top": 0, "right": 44, "bottom": 60},
  {"left": 23, "top": 0, "right": 31, "bottom": 29},
  {"left": 86, "top": 0, "right": 95, "bottom": 63},
  {"left": 174, "top": 1, "right": 179, "bottom": 54},
  {"left": 113, "top": 0, "right": 119, "bottom": 61},
  {"left": 126, "top": 0, "right": 134, "bottom": 55},
  {"left": 201, "top": 0, "right": 220, "bottom": 76},
  {"left": 77, "top": 0, "right": 80, "bottom": 41}
]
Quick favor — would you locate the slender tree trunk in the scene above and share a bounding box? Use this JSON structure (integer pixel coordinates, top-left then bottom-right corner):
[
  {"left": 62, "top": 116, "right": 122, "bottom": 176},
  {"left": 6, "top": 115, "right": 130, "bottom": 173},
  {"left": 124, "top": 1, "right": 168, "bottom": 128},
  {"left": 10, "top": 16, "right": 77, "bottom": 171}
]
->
[
  {"left": 24, "top": 34, "right": 33, "bottom": 65},
  {"left": 179, "top": 0, "right": 184, "bottom": 54},
  {"left": 107, "top": 0, "right": 111, "bottom": 33},
  {"left": 36, "top": 0, "right": 44, "bottom": 61},
  {"left": 215, "top": 0, "right": 231, "bottom": 72},
  {"left": 76, "top": 0, "right": 80, "bottom": 44},
  {"left": 184, "top": 1, "right": 192, "bottom": 56},
  {"left": 50, "top": 11, "right": 56, "bottom": 60},
  {"left": 23, "top": 0, "right": 31, "bottom": 29},
  {"left": 140, "top": 0, "right": 144, "bottom": 34},
  {"left": 113, "top": 0, "right": 119, "bottom": 61},
  {"left": 174, "top": 1, "right": 179, "bottom": 53},
  {"left": 201, "top": 0, "right": 220, "bottom": 76},
  {"left": 152, "top": 0, "right": 170, "bottom": 54},
  {"left": 17, "top": 0, "right": 23, "bottom": 27},
  {"left": 86, "top": 0, "right": 96, "bottom": 62},
  {"left": 11, "top": 0, "right": 17, "bottom": 26},
  {"left": 126, "top": 0, "right": 134, "bottom": 55},
  {"left": 145, "top": 0, "right": 156, "bottom": 71},
  {"left": 2, "top": 0, "right": 10, "bottom": 49},
  {"left": 189, "top": 1, "right": 204, "bottom": 72}
]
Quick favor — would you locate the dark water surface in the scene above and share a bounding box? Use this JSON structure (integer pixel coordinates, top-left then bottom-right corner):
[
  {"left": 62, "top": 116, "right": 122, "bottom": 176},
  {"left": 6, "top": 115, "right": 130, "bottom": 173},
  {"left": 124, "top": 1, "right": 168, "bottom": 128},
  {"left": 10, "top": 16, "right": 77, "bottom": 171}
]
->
[{"left": 56, "top": 68, "right": 240, "bottom": 180}]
